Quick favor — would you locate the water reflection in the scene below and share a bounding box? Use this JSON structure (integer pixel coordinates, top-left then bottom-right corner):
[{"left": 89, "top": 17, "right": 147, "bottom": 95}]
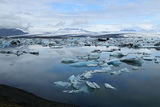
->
[{"left": 0, "top": 45, "right": 160, "bottom": 107}]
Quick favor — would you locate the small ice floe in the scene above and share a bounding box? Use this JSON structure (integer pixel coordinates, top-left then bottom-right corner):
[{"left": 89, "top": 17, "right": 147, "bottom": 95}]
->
[
  {"left": 61, "top": 58, "right": 78, "bottom": 64},
  {"left": 110, "top": 71, "right": 122, "bottom": 75},
  {"left": 70, "top": 62, "right": 87, "bottom": 67},
  {"left": 68, "top": 75, "right": 83, "bottom": 89},
  {"left": 155, "top": 59, "right": 160, "bottom": 64},
  {"left": 105, "top": 47, "right": 120, "bottom": 52},
  {"left": 51, "top": 46, "right": 63, "bottom": 49},
  {"left": 63, "top": 90, "right": 82, "bottom": 94},
  {"left": 54, "top": 81, "right": 71, "bottom": 87},
  {"left": 142, "top": 56, "right": 155, "bottom": 61},
  {"left": 110, "top": 68, "right": 129, "bottom": 75},
  {"left": 70, "top": 61, "right": 98, "bottom": 67},
  {"left": 86, "top": 81, "right": 100, "bottom": 89},
  {"left": 132, "top": 66, "right": 139, "bottom": 70},
  {"left": 104, "top": 83, "right": 116, "bottom": 90},
  {"left": 102, "top": 67, "right": 112, "bottom": 72},
  {"left": 93, "top": 69, "right": 107, "bottom": 73},
  {"left": 120, "top": 68, "right": 130, "bottom": 73},
  {"left": 77, "top": 56, "right": 88, "bottom": 60},
  {"left": 121, "top": 56, "right": 143, "bottom": 66},
  {"left": 1, "top": 41, "right": 10, "bottom": 48},
  {"left": 80, "top": 71, "right": 93, "bottom": 79},
  {"left": 107, "top": 59, "right": 121, "bottom": 66},
  {"left": 110, "top": 52, "right": 126, "bottom": 58},
  {"left": 88, "top": 53, "right": 100, "bottom": 60},
  {"left": 100, "top": 63, "right": 109, "bottom": 67}
]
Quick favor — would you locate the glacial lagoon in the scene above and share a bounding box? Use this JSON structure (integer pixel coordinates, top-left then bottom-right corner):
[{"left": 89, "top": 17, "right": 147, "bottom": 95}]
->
[{"left": 0, "top": 37, "right": 160, "bottom": 107}]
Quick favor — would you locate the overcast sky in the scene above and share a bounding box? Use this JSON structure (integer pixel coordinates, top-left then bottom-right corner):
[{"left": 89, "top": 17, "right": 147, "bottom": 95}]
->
[{"left": 0, "top": 0, "right": 160, "bottom": 33}]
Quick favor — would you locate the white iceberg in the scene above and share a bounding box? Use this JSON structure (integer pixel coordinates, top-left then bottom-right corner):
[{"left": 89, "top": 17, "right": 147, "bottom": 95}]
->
[
  {"left": 104, "top": 83, "right": 116, "bottom": 90},
  {"left": 142, "top": 56, "right": 155, "bottom": 61},
  {"left": 54, "top": 81, "right": 71, "bottom": 87},
  {"left": 80, "top": 71, "right": 93, "bottom": 79},
  {"left": 85, "top": 81, "right": 100, "bottom": 89}
]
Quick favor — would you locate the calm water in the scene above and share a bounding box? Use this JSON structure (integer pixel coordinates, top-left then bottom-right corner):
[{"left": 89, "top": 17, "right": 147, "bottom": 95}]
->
[{"left": 0, "top": 45, "right": 160, "bottom": 107}]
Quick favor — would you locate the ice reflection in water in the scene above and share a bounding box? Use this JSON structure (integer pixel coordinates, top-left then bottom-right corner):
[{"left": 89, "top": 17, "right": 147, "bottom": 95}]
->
[{"left": 0, "top": 45, "right": 160, "bottom": 107}]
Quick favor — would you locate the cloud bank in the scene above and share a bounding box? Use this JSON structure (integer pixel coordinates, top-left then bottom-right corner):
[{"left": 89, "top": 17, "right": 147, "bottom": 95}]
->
[{"left": 0, "top": 0, "right": 160, "bottom": 33}]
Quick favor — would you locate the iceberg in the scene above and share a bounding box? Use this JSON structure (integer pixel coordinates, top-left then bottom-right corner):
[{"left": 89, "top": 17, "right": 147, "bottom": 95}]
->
[
  {"left": 80, "top": 71, "right": 93, "bottom": 79},
  {"left": 101, "top": 67, "right": 112, "bottom": 72},
  {"left": 104, "top": 83, "right": 116, "bottom": 90},
  {"left": 121, "top": 56, "right": 143, "bottom": 66},
  {"left": 88, "top": 53, "right": 100, "bottom": 60},
  {"left": 70, "top": 62, "right": 87, "bottom": 67},
  {"left": 85, "top": 81, "right": 100, "bottom": 89},
  {"left": 120, "top": 68, "right": 129, "bottom": 73},
  {"left": 54, "top": 81, "right": 71, "bottom": 87},
  {"left": 1, "top": 41, "right": 10, "bottom": 48},
  {"left": 110, "top": 52, "right": 126, "bottom": 58},
  {"left": 107, "top": 59, "right": 121, "bottom": 66},
  {"left": 68, "top": 75, "right": 84, "bottom": 90},
  {"left": 110, "top": 68, "right": 129, "bottom": 75},
  {"left": 132, "top": 66, "right": 139, "bottom": 70},
  {"left": 110, "top": 71, "right": 122, "bottom": 75},
  {"left": 142, "top": 56, "right": 155, "bottom": 61},
  {"left": 70, "top": 61, "right": 98, "bottom": 67}
]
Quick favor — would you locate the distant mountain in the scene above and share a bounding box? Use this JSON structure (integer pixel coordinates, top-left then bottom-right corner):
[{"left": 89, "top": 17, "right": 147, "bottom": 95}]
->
[
  {"left": 0, "top": 28, "right": 27, "bottom": 36},
  {"left": 52, "top": 28, "right": 96, "bottom": 36},
  {"left": 120, "top": 29, "right": 137, "bottom": 32}
]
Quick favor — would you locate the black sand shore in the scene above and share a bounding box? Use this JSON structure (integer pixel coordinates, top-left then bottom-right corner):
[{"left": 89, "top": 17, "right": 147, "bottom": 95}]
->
[{"left": 0, "top": 84, "right": 78, "bottom": 107}]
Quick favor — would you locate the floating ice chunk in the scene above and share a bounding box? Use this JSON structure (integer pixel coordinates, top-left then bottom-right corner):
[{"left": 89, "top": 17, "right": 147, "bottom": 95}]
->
[
  {"left": 110, "top": 71, "right": 121, "bottom": 75},
  {"left": 105, "top": 47, "right": 120, "bottom": 52},
  {"left": 110, "top": 68, "right": 129, "bottom": 75},
  {"left": 87, "top": 63, "right": 97, "bottom": 67},
  {"left": 77, "top": 56, "right": 88, "bottom": 60},
  {"left": 104, "top": 83, "right": 116, "bottom": 90},
  {"left": 120, "top": 68, "right": 129, "bottom": 73},
  {"left": 155, "top": 59, "right": 160, "bottom": 64},
  {"left": 142, "top": 56, "right": 155, "bottom": 61},
  {"left": 51, "top": 46, "right": 63, "bottom": 49},
  {"left": 121, "top": 56, "right": 143, "bottom": 66},
  {"left": 102, "top": 66, "right": 111, "bottom": 71},
  {"left": 68, "top": 75, "right": 83, "bottom": 89},
  {"left": 110, "top": 52, "right": 126, "bottom": 58},
  {"left": 85, "top": 81, "right": 100, "bottom": 89},
  {"left": 1, "top": 41, "right": 10, "bottom": 48},
  {"left": 93, "top": 69, "right": 107, "bottom": 73},
  {"left": 87, "top": 61, "right": 99, "bottom": 67},
  {"left": 63, "top": 90, "right": 82, "bottom": 94},
  {"left": 70, "top": 61, "right": 98, "bottom": 67},
  {"left": 81, "top": 71, "right": 93, "bottom": 79},
  {"left": 107, "top": 59, "right": 121, "bottom": 66},
  {"left": 70, "top": 62, "right": 87, "bottom": 67},
  {"left": 93, "top": 82, "right": 100, "bottom": 89},
  {"left": 132, "top": 66, "right": 139, "bottom": 70},
  {"left": 61, "top": 58, "right": 78, "bottom": 64},
  {"left": 100, "top": 63, "right": 109, "bottom": 67},
  {"left": 88, "top": 53, "right": 100, "bottom": 60},
  {"left": 54, "top": 81, "right": 71, "bottom": 87}
]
